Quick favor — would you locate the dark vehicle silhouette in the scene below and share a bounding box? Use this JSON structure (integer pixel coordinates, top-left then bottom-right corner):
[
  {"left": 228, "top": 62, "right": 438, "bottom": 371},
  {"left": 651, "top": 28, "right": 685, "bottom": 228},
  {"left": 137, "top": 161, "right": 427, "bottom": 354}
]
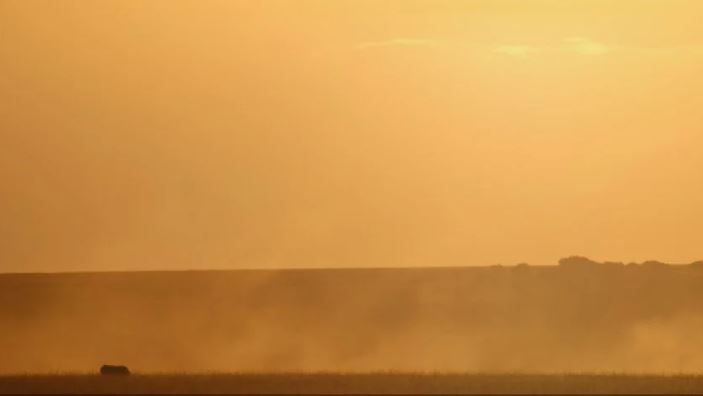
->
[{"left": 100, "top": 365, "right": 130, "bottom": 376}]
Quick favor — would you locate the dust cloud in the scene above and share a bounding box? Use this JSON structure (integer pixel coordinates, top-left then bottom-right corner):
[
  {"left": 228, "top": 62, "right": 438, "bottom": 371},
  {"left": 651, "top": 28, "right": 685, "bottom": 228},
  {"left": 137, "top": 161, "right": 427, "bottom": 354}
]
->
[{"left": 2, "top": 259, "right": 703, "bottom": 374}]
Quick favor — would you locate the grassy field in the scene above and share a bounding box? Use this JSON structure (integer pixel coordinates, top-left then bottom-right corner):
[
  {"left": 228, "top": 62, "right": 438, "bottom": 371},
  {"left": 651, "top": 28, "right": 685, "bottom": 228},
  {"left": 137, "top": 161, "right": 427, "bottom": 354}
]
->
[{"left": 3, "top": 373, "right": 703, "bottom": 394}]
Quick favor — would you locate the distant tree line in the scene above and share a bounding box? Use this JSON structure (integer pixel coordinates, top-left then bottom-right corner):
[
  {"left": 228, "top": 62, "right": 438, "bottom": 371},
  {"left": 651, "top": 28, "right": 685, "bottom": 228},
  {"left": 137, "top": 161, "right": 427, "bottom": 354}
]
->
[{"left": 556, "top": 255, "right": 703, "bottom": 269}]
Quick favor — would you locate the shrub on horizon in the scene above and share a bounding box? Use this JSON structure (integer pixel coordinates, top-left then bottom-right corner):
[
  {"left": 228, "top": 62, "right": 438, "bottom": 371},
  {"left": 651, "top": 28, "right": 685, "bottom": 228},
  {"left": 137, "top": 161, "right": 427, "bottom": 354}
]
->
[{"left": 558, "top": 256, "right": 601, "bottom": 269}]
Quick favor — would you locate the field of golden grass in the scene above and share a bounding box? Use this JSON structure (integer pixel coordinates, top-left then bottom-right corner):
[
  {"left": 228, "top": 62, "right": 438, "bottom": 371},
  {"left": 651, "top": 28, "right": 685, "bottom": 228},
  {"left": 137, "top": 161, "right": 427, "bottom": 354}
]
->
[{"left": 3, "top": 373, "right": 703, "bottom": 394}]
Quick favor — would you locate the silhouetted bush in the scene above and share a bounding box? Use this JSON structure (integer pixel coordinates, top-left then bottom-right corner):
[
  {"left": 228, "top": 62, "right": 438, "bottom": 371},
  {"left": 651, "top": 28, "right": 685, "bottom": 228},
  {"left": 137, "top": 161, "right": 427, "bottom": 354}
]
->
[
  {"left": 558, "top": 256, "right": 600, "bottom": 269},
  {"left": 689, "top": 261, "right": 703, "bottom": 269},
  {"left": 641, "top": 260, "right": 669, "bottom": 269}
]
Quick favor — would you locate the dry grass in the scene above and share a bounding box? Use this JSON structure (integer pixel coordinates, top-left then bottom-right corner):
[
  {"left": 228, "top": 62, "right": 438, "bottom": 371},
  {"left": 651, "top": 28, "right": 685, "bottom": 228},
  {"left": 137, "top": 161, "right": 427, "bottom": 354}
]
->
[{"left": 3, "top": 373, "right": 703, "bottom": 394}]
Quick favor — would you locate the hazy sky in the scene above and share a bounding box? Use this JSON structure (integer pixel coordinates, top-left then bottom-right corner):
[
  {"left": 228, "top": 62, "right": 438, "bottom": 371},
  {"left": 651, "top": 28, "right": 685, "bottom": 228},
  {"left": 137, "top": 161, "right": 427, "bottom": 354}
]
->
[{"left": 2, "top": 0, "right": 703, "bottom": 272}]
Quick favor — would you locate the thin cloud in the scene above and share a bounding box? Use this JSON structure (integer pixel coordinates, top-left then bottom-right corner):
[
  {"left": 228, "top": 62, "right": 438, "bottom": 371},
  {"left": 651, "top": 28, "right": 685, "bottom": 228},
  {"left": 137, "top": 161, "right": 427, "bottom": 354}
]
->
[
  {"left": 492, "top": 37, "right": 610, "bottom": 57},
  {"left": 357, "top": 38, "right": 438, "bottom": 50}
]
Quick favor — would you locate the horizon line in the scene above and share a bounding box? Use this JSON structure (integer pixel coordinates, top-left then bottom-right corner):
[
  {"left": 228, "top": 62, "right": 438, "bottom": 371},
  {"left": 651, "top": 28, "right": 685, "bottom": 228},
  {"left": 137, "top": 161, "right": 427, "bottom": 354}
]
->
[{"left": 1, "top": 261, "right": 700, "bottom": 276}]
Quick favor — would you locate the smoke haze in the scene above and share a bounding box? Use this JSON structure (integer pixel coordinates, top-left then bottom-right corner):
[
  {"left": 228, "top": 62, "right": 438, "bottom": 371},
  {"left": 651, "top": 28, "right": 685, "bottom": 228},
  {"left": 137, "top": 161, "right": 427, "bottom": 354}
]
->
[
  {"left": 3, "top": 1, "right": 703, "bottom": 378},
  {"left": 2, "top": 262, "right": 703, "bottom": 374}
]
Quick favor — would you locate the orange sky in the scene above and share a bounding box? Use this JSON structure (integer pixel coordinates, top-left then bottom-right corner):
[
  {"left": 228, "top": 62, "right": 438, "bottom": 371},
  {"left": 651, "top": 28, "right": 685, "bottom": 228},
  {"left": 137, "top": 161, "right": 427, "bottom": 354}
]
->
[{"left": 2, "top": 0, "right": 703, "bottom": 272}]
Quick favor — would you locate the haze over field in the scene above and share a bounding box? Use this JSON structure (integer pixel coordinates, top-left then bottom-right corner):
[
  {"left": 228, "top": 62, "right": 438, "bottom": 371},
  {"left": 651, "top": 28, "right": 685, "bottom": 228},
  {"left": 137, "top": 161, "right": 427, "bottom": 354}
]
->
[
  {"left": 2, "top": 261, "right": 703, "bottom": 374},
  {"left": 3, "top": 1, "right": 703, "bottom": 273}
]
